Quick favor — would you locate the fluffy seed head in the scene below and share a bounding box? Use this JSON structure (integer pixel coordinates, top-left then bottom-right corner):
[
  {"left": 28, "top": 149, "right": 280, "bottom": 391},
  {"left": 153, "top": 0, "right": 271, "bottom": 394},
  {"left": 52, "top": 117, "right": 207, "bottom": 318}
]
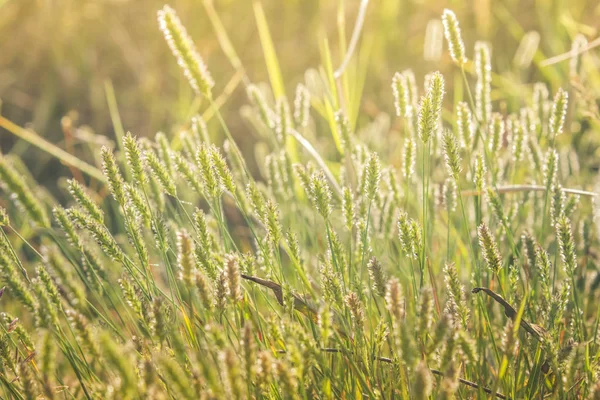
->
[
  {"left": 442, "top": 130, "right": 462, "bottom": 180},
  {"left": 475, "top": 41, "right": 492, "bottom": 123},
  {"left": 478, "top": 222, "right": 503, "bottom": 274},
  {"left": 442, "top": 9, "right": 467, "bottom": 65},
  {"left": 158, "top": 5, "right": 214, "bottom": 97},
  {"left": 549, "top": 88, "right": 568, "bottom": 137},
  {"left": 418, "top": 72, "right": 445, "bottom": 143}
]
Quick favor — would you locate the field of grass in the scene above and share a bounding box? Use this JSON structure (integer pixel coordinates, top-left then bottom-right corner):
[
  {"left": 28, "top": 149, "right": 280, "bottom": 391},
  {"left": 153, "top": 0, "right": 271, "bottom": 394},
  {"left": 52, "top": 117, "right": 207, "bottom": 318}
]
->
[{"left": 1, "top": 1, "right": 600, "bottom": 399}]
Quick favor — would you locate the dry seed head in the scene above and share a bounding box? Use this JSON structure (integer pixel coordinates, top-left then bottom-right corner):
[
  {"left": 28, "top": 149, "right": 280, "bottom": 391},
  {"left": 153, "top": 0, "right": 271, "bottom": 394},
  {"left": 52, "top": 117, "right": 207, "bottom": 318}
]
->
[
  {"left": 413, "top": 360, "right": 433, "bottom": 400},
  {"left": 367, "top": 256, "right": 387, "bottom": 297},
  {"left": 176, "top": 229, "right": 196, "bottom": 286},
  {"left": 158, "top": 5, "right": 214, "bottom": 97},
  {"left": 442, "top": 9, "right": 467, "bottom": 65},
  {"left": 195, "top": 269, "right": 214, "bottom": 310},
  {"left": 224, "top": 253, "right": 242, "bottom": 302},
  {"left": 344, "top": 292, "right": 365, "bottom": 331},
  {"left": 501, "top": 320, "right": 518, "bottom": 358},
  {"left": 255, "top": 351, "right": 274, "bottom": 391},
  {"left": 385, "top": 278, "right": 404, "bottom": 321},
  {"left": 417, "top": 287, "right": 434, "bottom": 336},
  {"left": 478, "top": 222, "right": 503, "bottom": 274}
]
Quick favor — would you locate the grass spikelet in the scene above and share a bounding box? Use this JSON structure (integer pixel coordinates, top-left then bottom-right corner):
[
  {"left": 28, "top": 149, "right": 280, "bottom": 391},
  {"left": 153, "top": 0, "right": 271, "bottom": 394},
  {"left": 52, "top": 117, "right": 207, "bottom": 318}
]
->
[
  {"left": 402, "top": 137, "right": 417, "bottom": 180},
  {"left": 414, "top": 360, "right": 433, "bottom": 400},
  {"left": 293, "top": 83, "right": 310, "bottom": 128},
  {"left": 556, "top": 215, "right": 577, "bottom": 275},
  {"left": 549, "top": 88, "right": 568, "bottom": 137},
  {"left": 158, "top": 5, "right": 214, "bottom": 97},
  {"left": 456, "top": 101, "right": 473, "bottom": 149},
  {"left": 309, "top": 171, "right": 332, "bottom": 220},
  {"left": 101, "top": 146, "right": 127, "bottom": 206},
  {"left": 67, "top": 179, "right": 103, "bottom": 223},
  {"left": 247, "top": 84, "right": 275, "bottom": 129},
  {"left": 418, "top": 71, "right": 444, "bottom": 144},
  {"left": 123, "top": 132, "right": 146, "bottom": 186},
  {"left": 385, "top": 278, "right": 404, "bottom": 321},
  {"left": 224, "top": 253, "right": 241, "bottom": 302},
  {"left": 444, "top": 263, "right": 469, "bottom": 328},
  {"left": 364, "top": 152, "right": 381, "bottom": 201},
  {"left": 344, "top": 292, "right": 365, "bottom": 332},
  {"left": 67, "top": 208, "right": 125, "bottom": 262},
  {"left": 177, "top": 229, "right": 196, "bottom": 287},
  {"left": 0, "top": 154, "right": 49, "bottom": 227},
  {"left": 442, "top": 9, "right": 467, "bottom": 65},
  {"left": 478, "top": 222, "right": 502, "bottom": 274},
  {"left": 367, "top": 256, "right": 386, "bottom": 297},
  {"left": 475, "top": 41, "right": 492, "bottom": 124},
  {"left": 392, "top": 71, "right": 411, "bottom": 118},
  {"left": 442, "top": 129, "right": 462, "bottom": 180},
  {"left": 146, "top": 150, "right": 177, "bottom": 197}
]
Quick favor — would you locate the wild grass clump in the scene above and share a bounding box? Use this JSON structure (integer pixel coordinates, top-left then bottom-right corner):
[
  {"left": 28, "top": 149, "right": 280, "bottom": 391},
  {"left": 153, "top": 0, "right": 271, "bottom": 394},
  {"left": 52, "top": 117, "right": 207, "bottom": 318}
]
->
[{"left": 0, "top": 4, "right": 600, "bottom": 400}]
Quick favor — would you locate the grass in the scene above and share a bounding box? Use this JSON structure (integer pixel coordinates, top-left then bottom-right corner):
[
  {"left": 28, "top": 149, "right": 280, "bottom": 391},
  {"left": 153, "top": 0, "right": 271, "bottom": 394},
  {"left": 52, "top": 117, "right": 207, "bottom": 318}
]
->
[{"left": 0, "top": 2, "right": 600, "bottom": 399}]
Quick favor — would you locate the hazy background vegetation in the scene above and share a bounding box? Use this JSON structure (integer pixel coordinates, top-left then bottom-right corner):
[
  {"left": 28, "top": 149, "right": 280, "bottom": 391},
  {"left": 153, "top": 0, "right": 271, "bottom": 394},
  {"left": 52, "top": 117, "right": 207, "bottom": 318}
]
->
[{"left": 1, "top": 0, "right": 599, "bottom": 183}]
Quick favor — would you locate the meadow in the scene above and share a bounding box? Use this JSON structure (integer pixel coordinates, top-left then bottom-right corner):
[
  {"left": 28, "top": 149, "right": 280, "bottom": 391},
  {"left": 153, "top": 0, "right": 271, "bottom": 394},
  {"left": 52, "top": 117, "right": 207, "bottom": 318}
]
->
[{"left": 0, "top": 1, "right": 600, "bottom": 399}]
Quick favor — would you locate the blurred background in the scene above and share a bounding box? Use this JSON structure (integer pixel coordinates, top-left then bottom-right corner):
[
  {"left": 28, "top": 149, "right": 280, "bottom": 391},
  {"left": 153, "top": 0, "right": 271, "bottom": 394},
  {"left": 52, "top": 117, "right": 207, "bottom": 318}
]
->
[{"left": 0, "top": 0, "right": 599, "bottom": 190}]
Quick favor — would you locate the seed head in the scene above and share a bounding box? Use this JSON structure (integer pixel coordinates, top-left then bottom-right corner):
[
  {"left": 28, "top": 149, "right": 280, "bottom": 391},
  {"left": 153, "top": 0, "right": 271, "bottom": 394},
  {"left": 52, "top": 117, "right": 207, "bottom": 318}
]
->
[
  {"left": 367, "top": 256, "right": 387, "bottom": 297},
  {"left": 475, "top": 41, "right": 492, "bottom": 123},
  {"left": 442, "top": 130, "right": 462, "bottom": 180},
  {"left": 158, "top": 5, "right": 214, "bottom": 97},
  {"left": 478, "top": 222, "right": 503, "bottom": 274},
  {"left": 101, "top": 146, "right": 127, "bottom": 206},
  {"left": 549, "top": 88, "right": 568, "bottom": 137},
  {"left": 418, "top": 72, "right": 444, "bottom": 143},
  {"left": 293, "top": 83, "right": 311, "bottom": 128},
  {"left": 442, "top": 9, "right": 467, "bottom": 65}
]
